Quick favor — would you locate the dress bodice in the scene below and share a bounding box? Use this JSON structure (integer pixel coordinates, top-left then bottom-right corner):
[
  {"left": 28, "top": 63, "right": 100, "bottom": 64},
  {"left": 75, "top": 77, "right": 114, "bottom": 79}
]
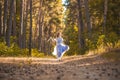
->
[{"left": 56, "top": 37, "right": 63, "bottom": 45}]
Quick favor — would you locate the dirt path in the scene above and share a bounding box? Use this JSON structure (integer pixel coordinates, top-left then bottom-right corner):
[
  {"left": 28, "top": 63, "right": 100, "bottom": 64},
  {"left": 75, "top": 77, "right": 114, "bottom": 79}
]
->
[{"left": 0, "top": 55, "right": 120, "bottom": 80}]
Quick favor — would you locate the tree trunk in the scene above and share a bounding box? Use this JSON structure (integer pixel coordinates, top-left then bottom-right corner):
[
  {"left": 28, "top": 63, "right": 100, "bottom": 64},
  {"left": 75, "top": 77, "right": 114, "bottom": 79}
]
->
[
  {"left": 38, "top": 20, "right": 42, "bottom": 51},
  {"left": 12, "top": 0, "right": 16, "bottom": 37},
  {"left": 43, "top": 38, "right": 47, "bottom": 55},
  {"left": 38, "top": 11, "right": 42, "bottom": 51},
  {"left": 39, "top": 14, "right": 44, "bottom": 52},
  {"left": 3, "top": 0, "right": 8, "bottom": 40},
  {"left": 29, "top": 0, "right": 32, "bottom": 56},
  {"left": 103, "top": 0, "right": 108, "bottom": 34},
  {"left": 47, "top": 24, "right": 52, "bottom": 55},
  {"left": 22, "top": 0, "right": 29, "bottom": 48},
  {"left": 0, "top": 1, "right": 2, "bottom": 37},
  {"left": 19, "top": 0, "right": 23, "bottom": 48},
  {"left": 6, "top": 0, "right": 14, "bottom": 47},
  {"left": 77, "top": 0, "right": 85, "bottom": 48},
  {"left": 84, "top": 0, "right": 92, "bottom": 38},
  {"left": 38, "top": 0, "right": 43, "bottom": 51}
]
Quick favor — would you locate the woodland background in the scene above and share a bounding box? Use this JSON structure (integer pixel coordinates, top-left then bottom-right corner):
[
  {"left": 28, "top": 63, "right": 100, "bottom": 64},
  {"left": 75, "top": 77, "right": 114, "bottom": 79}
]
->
[{"left": 0, "top": 0, "right": 119, "bottom": 57}]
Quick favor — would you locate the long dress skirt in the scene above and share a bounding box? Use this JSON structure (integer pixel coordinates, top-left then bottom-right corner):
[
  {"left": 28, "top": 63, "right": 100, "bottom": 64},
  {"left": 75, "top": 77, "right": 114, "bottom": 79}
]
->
[{"left": 52, "top": 43, "right": 69, "bottom": 59}]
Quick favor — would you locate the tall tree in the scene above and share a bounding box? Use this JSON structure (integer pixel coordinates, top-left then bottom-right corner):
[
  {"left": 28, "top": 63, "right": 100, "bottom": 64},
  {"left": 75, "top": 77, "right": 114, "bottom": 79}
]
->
[
  {"left": 12, "top": 0, "right": 16, "bottom": 37},
  {"left": 103, "top": 0, "right": 108, "bottom": 34},
  {"left": 0, "top": 1, "right": 2, "bottom": 37},
  {"left": 77, "top": 0, "right": 85, "bottom": 48},
  {"left": 22, "top": 0, "right": 29, "bottom": 48},
  {"left": 6, "top": 0, "right": 14, "bottom": 47},
  {"left": 38, "top": 0, "right": 43, "bottom": 51},
  {"left": 29, "top": 0, "right": 32, "bottom": 56},
  {"left": 84, "top": 0, "right": 92, "bottom": 38},
  {"left": 3, "top": 0, "right": 8, "bottom": 39},
  {"left": 19, "top": 0, "right": 24, "bottom": 48}
]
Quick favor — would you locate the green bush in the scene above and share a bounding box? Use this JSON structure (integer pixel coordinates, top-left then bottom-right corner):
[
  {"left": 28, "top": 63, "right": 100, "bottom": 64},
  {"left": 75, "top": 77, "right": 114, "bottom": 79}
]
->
[
  {"left": 106, "top": 32, "right": 119, "bottom": 48},
  {"left": 97, "top": 35, "right": 106, "bottom": 48},
  {"left": 32, "top": 49, "right": 45, "bottom": 57},
  {"left": 85, "top": 32, "right": 120, "bottom": 55},
  {"left": 0, "top": 42, "right": 8, "bottom": 55},
  {"left": 0, "top": 37, "right": 5, "bottom": 42},
  {"left": 0, "top": 42, "right": 48, "bottom": 57},
  {"left": 85, "top": 38, "right": 97, "bottom": 50},
  {"left": 0, "top": 42, "right": 28, "bottom": 57}
]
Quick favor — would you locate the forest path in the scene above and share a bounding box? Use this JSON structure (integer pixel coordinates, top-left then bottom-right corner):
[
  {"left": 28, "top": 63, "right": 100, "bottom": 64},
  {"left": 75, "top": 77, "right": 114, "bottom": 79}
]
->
[{"left": 0, "top": 55, "right": 120, "bottom": 80}]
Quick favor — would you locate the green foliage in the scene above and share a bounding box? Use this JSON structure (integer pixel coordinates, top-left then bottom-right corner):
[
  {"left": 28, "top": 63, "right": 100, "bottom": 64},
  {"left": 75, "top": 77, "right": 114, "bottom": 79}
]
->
[
  {"left": 85, "top": 38, "right": 97, "bottom": 50},
  {"left": 97, "top": 35, "right": 106, "bottom": 48},
  {"left": 0, "top": 37, "right": 4, "bottom": 42},
  {"left": 63, "top": 0, "right": 120, "bottom": 55},
  {"left": 32, "top": 49, "right": 45, "bottom": 57},
  {"left": 0, "top": 42, "right": 8, "bottom": 55},
  {"left": 0, "top": 42, "right": 51, "bottom": 57},
  {"left": 64, "top": 24, "right": 80, "bottom": 55},
  {"left": 0, "top": 0, "right": 119, "bottom": 57},
  {"left": 10, "top": 36, "right": 16, "bottom": 44},
  {"left": 85, "top": 32, "right": 120, "bottom": 54},
  {"left": 0, "top": 42, "right": 28, "bottom": 57},
  {"left": 106, "top": 32, "right": 118, "bottom": 44}
]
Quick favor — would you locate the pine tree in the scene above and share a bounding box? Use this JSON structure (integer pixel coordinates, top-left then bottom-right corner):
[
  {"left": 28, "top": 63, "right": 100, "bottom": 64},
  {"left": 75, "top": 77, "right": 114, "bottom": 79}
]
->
[
  {"left": 29, "top": 0, "right": 32, "bottom": 56},
  {"left": 0, "top": 1, "right": 2, "bottom": 37},
  {"left": 84, "top": 0, "right": 92, "bottom": 38},
  {"left": 77, "top": 0, "right": 85, "bottom": 48},
  {"left": 3, "top": 0, "right": 8, "bottom": 39},
  {"left": 6, "top": 0, "right": 14, "bottom": 47}
]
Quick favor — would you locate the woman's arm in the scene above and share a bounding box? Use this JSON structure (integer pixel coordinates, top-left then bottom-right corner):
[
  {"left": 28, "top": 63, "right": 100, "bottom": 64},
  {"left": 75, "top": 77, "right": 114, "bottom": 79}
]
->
[{"left": 47, "top": 37, "right": 56, "bottom": 42}]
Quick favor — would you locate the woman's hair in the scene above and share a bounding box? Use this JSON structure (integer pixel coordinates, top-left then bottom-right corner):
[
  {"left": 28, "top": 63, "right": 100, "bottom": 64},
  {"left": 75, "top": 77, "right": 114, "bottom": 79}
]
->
[{"left": 56, "top": 32, "right": 61, "bottom": 37}]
